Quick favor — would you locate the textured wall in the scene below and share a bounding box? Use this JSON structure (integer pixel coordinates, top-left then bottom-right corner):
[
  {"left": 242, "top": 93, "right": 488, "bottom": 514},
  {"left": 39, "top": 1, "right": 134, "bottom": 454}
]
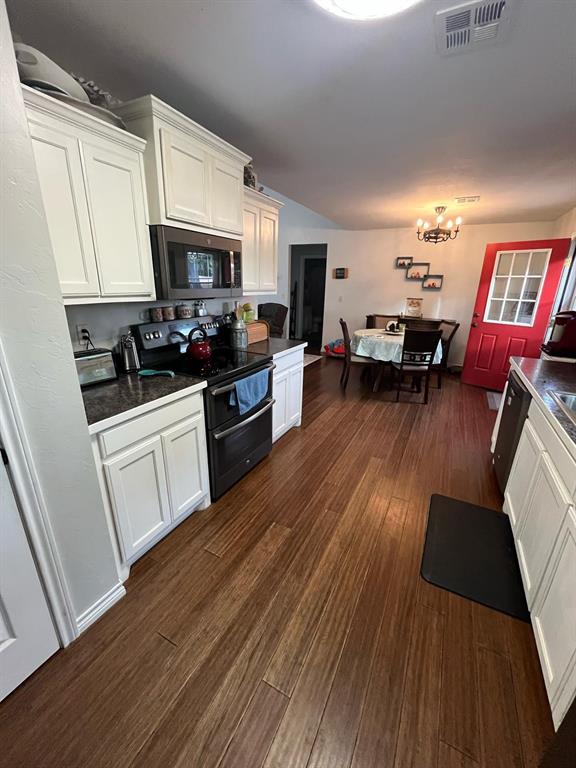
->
[{"left": 0, "top": 2, "right": 120, "bottom": 625}]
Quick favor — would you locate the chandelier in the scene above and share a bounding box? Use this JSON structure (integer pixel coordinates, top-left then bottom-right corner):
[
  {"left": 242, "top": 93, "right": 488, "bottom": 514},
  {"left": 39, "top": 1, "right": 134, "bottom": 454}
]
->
[{"left": 416, "top": 206, "right": 462, "bottom": 244}]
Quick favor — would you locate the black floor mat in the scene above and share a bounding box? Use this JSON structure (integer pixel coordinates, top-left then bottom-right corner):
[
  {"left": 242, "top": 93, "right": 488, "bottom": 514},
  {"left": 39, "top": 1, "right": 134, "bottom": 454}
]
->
[{"left": 421, "top": 494, "right": 530, "bottom": 621}]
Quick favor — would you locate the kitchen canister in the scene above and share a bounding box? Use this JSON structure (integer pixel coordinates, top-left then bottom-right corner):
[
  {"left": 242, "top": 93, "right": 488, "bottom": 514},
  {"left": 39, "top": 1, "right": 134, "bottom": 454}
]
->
[
  {"left": 176, "top": 303, "right": 193, "bottom": 319},
  {"left": 161, "top": 305, "right": 176, "bottom": 321},
  {"left": 149, "top": 307, "right": 163, "bottom": 323},
  {"left": 230, "top": 317, "right": 248, "bottom": 349}
]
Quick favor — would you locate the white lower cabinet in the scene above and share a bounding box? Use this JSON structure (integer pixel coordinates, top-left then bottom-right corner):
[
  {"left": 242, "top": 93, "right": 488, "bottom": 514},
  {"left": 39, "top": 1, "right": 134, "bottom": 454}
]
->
[
  {"left": 503, "top": 393, "right": 576, "bottom": 730},
  {"left": 104, "top": 436, "right": 172, "bottom": 561},
  {"left": 532, "top": 506, "right": 576, "bottom": 728},
  {"left": 162, "top": 414, "right": 209, "bottom": 522},
  {"left": 272, "top": 349, "right": 304, "bottom": 442},
  {"left": 515, "top": 453, "right": 572, "bottom": 607},
  {"left": 93, "top": 391, "right": 210, "bottom": 568}
]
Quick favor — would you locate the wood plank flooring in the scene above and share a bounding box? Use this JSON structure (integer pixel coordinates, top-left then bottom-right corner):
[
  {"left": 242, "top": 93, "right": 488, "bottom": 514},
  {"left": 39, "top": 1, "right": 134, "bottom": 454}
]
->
[{"left": 0, "top": 359, "right": 554, "bottom": 768}]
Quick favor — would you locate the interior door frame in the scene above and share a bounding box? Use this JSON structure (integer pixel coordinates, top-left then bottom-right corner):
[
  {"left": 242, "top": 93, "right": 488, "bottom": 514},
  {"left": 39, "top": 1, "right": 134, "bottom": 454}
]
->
[{"left": 0, "top": 339, "right": 76, "bottom": 647}]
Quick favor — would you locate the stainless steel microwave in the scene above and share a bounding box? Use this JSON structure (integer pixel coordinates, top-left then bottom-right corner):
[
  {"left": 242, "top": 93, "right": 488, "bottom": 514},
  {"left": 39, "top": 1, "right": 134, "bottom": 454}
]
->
[{"left": 150, "top": 226, "right": 242, "bottom": 300}]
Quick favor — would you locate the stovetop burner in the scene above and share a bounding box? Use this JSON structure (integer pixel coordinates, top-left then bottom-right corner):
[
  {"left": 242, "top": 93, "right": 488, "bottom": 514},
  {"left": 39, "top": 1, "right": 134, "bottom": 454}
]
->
[{"left": 147, "top": 346, "right": 271, "bottom": 385}]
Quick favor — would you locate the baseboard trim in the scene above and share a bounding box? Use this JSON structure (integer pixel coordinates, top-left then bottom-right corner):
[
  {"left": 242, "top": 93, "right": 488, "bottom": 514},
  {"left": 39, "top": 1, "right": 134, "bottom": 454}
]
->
[{"left": 75, "top": 582, "right": 126, "bottom": 635}]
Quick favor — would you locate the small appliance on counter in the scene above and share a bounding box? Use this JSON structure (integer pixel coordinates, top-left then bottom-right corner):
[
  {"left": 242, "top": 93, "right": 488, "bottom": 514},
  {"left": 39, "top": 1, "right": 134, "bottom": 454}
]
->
[
  {"left": 120, "top": 332, "right": 140, "bottom": 372},
  {"left": 541, "top": 311, "right": 576, "bottom": 359},
  {"left": 74, "top": 349, "right": 117, "bottom": 388}
]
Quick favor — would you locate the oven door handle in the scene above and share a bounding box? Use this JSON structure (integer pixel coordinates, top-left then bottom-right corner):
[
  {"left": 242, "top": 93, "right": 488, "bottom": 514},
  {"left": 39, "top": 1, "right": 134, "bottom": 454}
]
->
[
  {"left": 213, "top": 398, "right": 275, "bottom": 440},
  {"left": 209, "top": 363, "right": 276, "bottom": 396}
]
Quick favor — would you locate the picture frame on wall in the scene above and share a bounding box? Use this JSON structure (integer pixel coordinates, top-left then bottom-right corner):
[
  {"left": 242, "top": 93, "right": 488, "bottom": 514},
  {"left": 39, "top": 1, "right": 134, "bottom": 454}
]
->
[
  {"left": 405, "top": 297, "right": 423, "bottom": 317},
  {"left": 422, "top": 274, "right": 444, "bottom": 290},
  {"left": 395, "top": 256, "right": 413, "bottom": 269},
  {"left": 406, "top": 262, "right": 430, "bottom": 280}
]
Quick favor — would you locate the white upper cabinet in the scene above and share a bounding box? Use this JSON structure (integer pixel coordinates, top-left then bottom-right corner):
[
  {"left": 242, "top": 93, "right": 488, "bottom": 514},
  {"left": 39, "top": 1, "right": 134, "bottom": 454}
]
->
[
  {"left": 82, "top": 142, "right": 153, "bottom": 296},
  {"left": 23, "top": 86, "right": 154, "bottom": 304},
  {"left": 242, "top": 188, "right": 283, "bottom": 294},
  {"left": 28, "top": 121, "right": 100, "bottom": 298},
  {"left": 160, "top": 129, "right": 211, "bottom": 226},
  {"left": 115, "top": 96, "right": 250, "bottom": 237},
  {"left": 211, "top": 157, "right": 244, "bottom": 234}
]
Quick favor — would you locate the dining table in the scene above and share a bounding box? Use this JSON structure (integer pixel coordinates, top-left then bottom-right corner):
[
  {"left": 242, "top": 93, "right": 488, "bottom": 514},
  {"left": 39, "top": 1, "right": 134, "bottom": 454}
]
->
[{"left": 351, "top": 328, "right": 443, "bottom": 365}]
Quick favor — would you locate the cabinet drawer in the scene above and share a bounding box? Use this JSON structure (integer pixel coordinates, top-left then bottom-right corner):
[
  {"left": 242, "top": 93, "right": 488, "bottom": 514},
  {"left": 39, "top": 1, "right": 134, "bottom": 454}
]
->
[
  {"left": 99, "top": 393, "right": 203, "bottom": 457},
  {"left": 528, "top": 402, "right": 576, "bottom": 497},
  {"left": 273, "top": 349, "right": 305, "bottom": 375}
]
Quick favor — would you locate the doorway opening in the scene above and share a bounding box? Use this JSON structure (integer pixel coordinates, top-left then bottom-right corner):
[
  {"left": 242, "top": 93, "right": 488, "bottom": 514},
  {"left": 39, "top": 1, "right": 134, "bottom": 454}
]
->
[{"left": 289, "top": 244, "right": 327, "bottom": 352}]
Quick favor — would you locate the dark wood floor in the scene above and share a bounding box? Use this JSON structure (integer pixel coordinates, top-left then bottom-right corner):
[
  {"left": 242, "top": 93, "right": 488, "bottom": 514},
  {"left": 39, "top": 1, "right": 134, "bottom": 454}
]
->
[{"left": 0, "top": 359, "right": 554, "bottom": 768}]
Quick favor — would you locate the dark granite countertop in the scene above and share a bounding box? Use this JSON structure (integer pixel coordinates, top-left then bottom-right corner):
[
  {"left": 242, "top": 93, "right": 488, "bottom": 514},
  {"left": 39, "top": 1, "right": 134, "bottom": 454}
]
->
[
  {"left": 82, "top": 373, "right": 205, "bottom": 427},
  {"left": 248, "top": 338, "right": 308, "bottom": 357},
  {"left": 510, "top": 357, "right": 576, "bottom": 450}
]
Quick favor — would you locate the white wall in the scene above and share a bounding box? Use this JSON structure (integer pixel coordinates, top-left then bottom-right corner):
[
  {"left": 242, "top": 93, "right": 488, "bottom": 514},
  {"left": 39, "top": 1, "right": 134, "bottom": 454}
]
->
[
  {"left": 553, "top": 206, "right": 576, "bottom": 239},
  {"left": 0, "top": 3, "right": 120, "bottom": 628}
]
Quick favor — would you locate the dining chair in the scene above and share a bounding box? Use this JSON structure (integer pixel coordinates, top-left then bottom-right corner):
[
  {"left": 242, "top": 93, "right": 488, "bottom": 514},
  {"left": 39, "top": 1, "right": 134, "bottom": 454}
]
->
[
  {"left": 404, "top": 318, "right": 442, "bottom": 331},
  {"left": 431, "top": 320, "right": 460, "bottom": 388},
  {"left": 339, "top": 318, "right": 377, "bottom": 391},
  {"left": 366, "top": 314, "right": 399, "bottom": 329},
  {"left": 392, "top": 329, "right": 443, "bottom": 404}
]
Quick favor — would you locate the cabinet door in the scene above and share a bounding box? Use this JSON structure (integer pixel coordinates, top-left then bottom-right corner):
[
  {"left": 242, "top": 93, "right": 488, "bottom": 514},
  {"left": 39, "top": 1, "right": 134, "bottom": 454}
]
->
[
  {"left": 505, "top": 420, "right": 543, "bottom": 530},
  {"left": 287, "top": 364, "right": 304, "bottom": 428},
  {"left": 272, "top": 369, "right": 290, "bottom": 442},
  {"left": 259, "top": 208, "right": 279, "bottom": 292},
  {"left": 211, "top": 157, "right": 243, "bottom": 234},
  {"left": 516, "top": 452, "right": 571, "bottom": 607},
  {"left": 162, "top": 414, "right": 209, "bottom": 521},
  {"left": 82, "top": 142, "right": 154, "bottom": 296},
  {"left": 104, "top": 437, "right": 171, "bottom": 561},
  {"left": 242, "top": 202, "right": 260, "bottom": 292},
  {"left": 532, "top": 506, "right": 576, "bottom": 726},
  {"left": 160, "top": 129, "right": 211, "bottom": 226},
  {"left": 28, "top": 122, "right": 100, "bottom": 297}
]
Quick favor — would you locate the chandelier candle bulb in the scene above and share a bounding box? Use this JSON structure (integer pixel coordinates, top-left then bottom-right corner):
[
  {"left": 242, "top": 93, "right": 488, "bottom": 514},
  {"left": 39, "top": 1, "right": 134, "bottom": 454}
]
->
[
  {"left": 417, "top": 218, "right": 424, "bottom": 227},
  {"left": 456, "top": 216, "right": 462, "bottom": 225},
  {"left": 447, "top": 220, "right": 453, "bottom": 228}
]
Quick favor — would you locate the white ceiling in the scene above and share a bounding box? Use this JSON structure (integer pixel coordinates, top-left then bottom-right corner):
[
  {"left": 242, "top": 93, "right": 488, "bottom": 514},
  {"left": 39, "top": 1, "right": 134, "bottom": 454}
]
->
[{"left": 7, "top": 0, "right": 576, "bottom": 229}]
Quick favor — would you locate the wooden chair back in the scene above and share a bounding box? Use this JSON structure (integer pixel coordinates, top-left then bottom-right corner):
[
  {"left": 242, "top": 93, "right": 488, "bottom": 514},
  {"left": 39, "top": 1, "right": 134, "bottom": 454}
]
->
[
  {"left": 401, "top": 329, "right": 442, "bottom": 368},
  {"left": 366, "top": 314, "right": 398, "bottom": 329},
  {"left": 404, "top": 318, "right": 441, "bottom": 331},
  {"left": 339, "top": 318, "right": 352, "bottom": 363},
  {"left": 438, "top": 321, "right": 460, "bottom": 367}
]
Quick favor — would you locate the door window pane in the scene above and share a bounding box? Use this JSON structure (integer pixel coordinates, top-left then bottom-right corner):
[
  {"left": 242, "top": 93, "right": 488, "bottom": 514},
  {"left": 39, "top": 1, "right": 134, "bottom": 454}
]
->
[
  {"left": 502, "top": 300, "right": 519, "bottom": 323},
  {"left": 492, "top": 277, "right": 507, "bottom": 299},
  {"left": 487, "top": 299, "right": 503, "bottom": 321},
  {"left": 529, "top": 251, "right": 548, "bottom": 276},
  {"left": 512, "top": 253, "right": 530, "bottom": 275},
  {"left": 523, "top": 277, "right": 542, "bottom": 300},
  {"left": 496, "top": 253, "right": 513, "bottom": 275},
  {"left": 508, "top": 277, "right": 524, "bottom": 300},
  {"left": 518, "top": 301, "right": 536, "bottom": 324}
]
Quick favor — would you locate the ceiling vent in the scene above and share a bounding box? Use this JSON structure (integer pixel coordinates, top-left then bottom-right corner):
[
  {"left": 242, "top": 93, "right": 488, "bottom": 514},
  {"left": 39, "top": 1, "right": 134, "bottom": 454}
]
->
[
  {"left": 435, "top": 0, "right": 516, "bottom": 55},
  {"left": 454, "top": 195, "right": 481, "bottom": 204}
]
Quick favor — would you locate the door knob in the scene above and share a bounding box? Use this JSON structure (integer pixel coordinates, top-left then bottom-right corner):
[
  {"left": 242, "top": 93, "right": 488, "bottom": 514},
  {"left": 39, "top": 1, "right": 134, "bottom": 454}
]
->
[
  {"left": 471, "top": 322, "right": 478, "bottom": 327},
  {"left": 473, "top": 312, "right": 479, "bottom": 318}
]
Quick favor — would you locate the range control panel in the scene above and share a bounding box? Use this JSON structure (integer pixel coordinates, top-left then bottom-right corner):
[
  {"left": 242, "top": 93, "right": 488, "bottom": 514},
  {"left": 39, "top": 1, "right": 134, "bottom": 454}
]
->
[{"left": 132, "top": 316, "right": 224, "bottom": 351}]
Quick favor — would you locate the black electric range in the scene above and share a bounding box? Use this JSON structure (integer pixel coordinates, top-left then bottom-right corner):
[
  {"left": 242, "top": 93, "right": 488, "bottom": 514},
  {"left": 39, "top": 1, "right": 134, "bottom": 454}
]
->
[{"left": 132, "top": 317, "right": 274, "bottom": 500}]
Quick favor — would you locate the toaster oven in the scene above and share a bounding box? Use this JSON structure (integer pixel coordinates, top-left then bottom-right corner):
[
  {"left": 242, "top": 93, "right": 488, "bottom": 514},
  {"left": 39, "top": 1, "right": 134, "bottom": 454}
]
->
[{"left": 74, "top": 349, "right": 117, "bottom": 388}]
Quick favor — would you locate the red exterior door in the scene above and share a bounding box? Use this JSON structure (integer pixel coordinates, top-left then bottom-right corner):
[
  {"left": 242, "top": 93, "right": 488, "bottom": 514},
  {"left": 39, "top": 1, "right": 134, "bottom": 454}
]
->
[{"left": 461, "top": 239, "right": 571, "bottom": 391}]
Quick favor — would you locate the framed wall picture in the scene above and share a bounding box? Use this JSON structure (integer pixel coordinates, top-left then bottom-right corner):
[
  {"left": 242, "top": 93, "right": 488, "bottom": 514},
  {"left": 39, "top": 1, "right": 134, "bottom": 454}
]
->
[
  {"left": 395, "top": 256, "right": 413, "bottom": 269},
  {"left": 422, "top": 274, "right": 444, "bottom": 290},
  {"left": 405, "top": 297, "right": 423, "bottom": 317},
  {"left": 406, "top": 262, "right": 430, "bottom": 280}
]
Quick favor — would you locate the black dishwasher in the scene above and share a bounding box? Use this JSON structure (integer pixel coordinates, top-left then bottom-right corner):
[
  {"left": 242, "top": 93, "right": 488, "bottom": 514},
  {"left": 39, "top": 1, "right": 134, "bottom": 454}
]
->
[{"left": 493, "top": 371, "right": 532, "bottom": 493}]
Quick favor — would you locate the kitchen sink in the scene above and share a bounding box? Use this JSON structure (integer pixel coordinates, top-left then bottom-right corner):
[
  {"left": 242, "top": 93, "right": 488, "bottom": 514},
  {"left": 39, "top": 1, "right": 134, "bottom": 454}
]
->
[{"left": 549, "top": 391, "right": 576, "bottom": 424}]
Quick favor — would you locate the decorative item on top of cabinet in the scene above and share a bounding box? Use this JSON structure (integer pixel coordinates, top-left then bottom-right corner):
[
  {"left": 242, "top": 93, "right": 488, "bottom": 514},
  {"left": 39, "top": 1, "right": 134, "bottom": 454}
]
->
[
  {"left": 242, "top": 188, "right": 283, "bottom": 294},
  {"left": 23, "top": 85, "right": 154, "bottom": 304},
  {"left": 114, "top": 95, "right": 250, "bottom": 237}
]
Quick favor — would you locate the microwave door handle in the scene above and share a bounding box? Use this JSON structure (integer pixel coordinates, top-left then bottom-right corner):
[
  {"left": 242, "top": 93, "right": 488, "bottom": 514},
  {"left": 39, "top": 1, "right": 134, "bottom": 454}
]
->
[
  {"left": 209, "top": 363, "right": 276, "bottom": 396},
  {"left": 213, "top": 398, "right": 275, "bottom": 440}
]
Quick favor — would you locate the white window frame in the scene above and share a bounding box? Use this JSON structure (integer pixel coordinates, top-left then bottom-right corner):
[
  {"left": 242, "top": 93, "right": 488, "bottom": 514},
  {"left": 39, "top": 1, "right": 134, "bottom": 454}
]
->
[{"left": 483, "top": 248, "right": 552, "bottom": 327}]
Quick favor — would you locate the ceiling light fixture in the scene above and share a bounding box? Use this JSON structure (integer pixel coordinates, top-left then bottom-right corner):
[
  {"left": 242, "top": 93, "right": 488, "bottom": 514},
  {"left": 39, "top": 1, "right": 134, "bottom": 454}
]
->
[
  {"left": 416, "top": 206, "right": 462, "bottom": 244},
  {"left": 313, "top": 0, "right": 424, "bottom": 21}
]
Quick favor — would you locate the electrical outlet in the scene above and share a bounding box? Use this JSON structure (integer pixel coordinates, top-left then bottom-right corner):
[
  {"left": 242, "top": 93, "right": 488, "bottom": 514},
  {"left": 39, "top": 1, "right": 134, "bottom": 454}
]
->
[{"left": 76, "top": 324, "right": 90, "bottom": 347}]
